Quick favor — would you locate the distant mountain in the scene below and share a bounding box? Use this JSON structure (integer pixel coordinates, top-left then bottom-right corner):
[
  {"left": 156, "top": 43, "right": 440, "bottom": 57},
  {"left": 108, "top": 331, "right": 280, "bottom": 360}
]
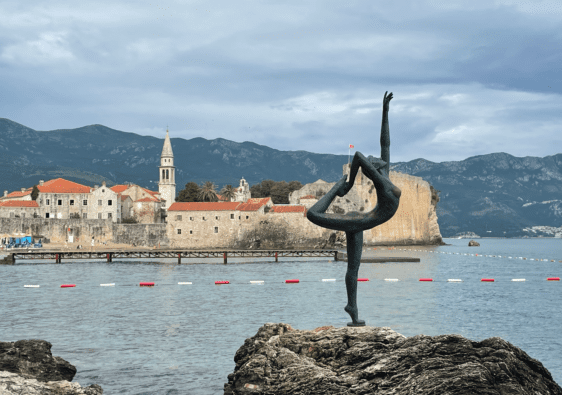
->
[
  {"left": 390, "top": 153, "right": 562, "bottom": 238},
  {"left": 1, "top": 118, "right": 561, "bottom": 238}
]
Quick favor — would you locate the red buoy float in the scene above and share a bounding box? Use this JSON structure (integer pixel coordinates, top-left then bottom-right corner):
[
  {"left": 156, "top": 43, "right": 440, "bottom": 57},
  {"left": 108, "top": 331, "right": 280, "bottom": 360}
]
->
[
  {"left": 215, "top": 280, "right": 230, "bottom": 284},
  {"left": 285, "top": 279, "right": 299, "bottom": 283},
  {"left": 419, "top": 278, "right": 433, "bottom": 282},
  {"left": 140, "top": 282, "right": 155, "bottom": 287},
  {"left": 60, "top": 284, "right": 76, "bottom": 288},
  {"left": 547, "top": 277, "right": 560, "bottom": 281},
  {"left": 357, "top": 278, "right": 369, "bottom": 281},
  {"left": 481, "top": 278, "right": 495, "bottom": 282}
]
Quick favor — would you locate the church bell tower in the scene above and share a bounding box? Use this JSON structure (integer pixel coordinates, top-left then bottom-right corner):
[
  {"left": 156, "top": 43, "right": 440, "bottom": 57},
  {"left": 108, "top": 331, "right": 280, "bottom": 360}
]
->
[{"left": 158, "top": 128, "right": 176, "bottom": 210}]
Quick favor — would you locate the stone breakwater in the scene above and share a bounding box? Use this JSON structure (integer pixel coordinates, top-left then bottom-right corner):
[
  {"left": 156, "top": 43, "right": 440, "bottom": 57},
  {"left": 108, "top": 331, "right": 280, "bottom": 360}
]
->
[
  {"left": 0, "top": 340, "right": 103, "bottom": 394},
  {"left": 224, "top": 323, "right": 562, "bottom": 394}
]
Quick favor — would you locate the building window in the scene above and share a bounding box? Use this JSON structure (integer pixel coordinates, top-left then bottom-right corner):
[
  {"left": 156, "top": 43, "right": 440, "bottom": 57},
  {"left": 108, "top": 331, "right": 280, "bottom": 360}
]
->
[
  {"left": 98, "top": 213, "right": 102, "bottom": 219},
  {"left": 83, "top": 213, "right": 87, "bottom": 219},
  {"left": 83, "top": 200, "right": 87, "bottom": 205},
  {"left": 46, "top": 199, "right": 50, "bottom": 205},
  {"left": 246, "top": 216, "right": 249, "bottom": 219},
  {"left": 177, "top": 229, "right": 181, "bottom": 234},
  {"left": 202, "top": 216, "right": 206, "bottom": 221},
  {"left": 189, "top": 230, "right": 193, "bottom": 234},
  {"left": 70, "top": 200, "right": 74, "bottom": 205},
  {"left": 45, "top": 213, "right": 50, "bottom": 218},
  {"left": 176, "top": 215, "right": 182, "bottom": 220},
  {"left": 239, "top": 216, "right": 241, "bottom": 219},
  {"left": 215, "top": 216, "right": 219, "bottom": 220},
  {"left": 190, "top": 217, "right": 194, "bottom": 221},
  {"left": 58, "top": 199, "right": 62, "bottom": 206},
  {"left": 102, "top": 189, "right": 105, "bottom": 193},
  {"left": 98, "top": 200, "right": 102, "bottom": 206},
  {"left": 230, "top": 214, "right": 234, "bottom": 219},
  {"left": 214, "top": 227, "right": 218, "bottom": 233},
  {"left": 108, "top": 213, "right": 112, "bottom": 219},
  {"left": 108, "top": 200, "right": 112, "bottom": 206}
]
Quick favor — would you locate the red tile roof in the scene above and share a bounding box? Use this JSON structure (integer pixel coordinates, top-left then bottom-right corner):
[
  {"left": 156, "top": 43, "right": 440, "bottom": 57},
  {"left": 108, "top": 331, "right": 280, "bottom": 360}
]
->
[
  {"left": 236, "top": 203, "right": 263, "bottom": 212},
  {"left": 168, "top": 202, "right": 241, "bottom": 211},
  {"left": 247, "top": 197, "right": 272, "bottom": 206},
  {"left": 136, "top": 197, "right": 159, "bottom": 203},
  {"left": 300, "top": 195, "right": 317, "bottom": 200},
  {"left": 143, "top": 188, "right": 159, "bottom": 196},
  {"left": 3, "top": 190, "right": 32, "bottom": 198},
  {"left": 0, "top": 200, "right": 39, "bottom": 207},
  {"left": 110, "top": 185, "right": 129, "bottom": 193},
  {"left": 37, "top": 178, "right": 91, "bottom": 194},
  {"left": 120, "top": 194, "right": 131, "bottom": 201},
  {"left": 270, "top": 205, "right": 306, "bottom": 213}
]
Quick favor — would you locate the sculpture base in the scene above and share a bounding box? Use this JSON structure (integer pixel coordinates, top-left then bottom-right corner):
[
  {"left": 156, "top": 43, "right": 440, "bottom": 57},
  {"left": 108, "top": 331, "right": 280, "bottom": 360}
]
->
[{"left": 347, "top": 321, "right": 365, "bottom": 327}]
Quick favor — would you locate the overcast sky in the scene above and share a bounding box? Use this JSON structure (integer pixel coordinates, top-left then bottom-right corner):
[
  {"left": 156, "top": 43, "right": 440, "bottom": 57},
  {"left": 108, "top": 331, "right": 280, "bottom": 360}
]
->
[{"left": 1, "top": 0, "right": 561, "bottom": 163}]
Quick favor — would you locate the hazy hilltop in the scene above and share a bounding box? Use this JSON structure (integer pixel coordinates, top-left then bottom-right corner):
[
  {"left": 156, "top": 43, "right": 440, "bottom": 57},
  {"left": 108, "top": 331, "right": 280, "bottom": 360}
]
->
[{"left": 1, "top": 118, "right": 561, "bottom": 238}]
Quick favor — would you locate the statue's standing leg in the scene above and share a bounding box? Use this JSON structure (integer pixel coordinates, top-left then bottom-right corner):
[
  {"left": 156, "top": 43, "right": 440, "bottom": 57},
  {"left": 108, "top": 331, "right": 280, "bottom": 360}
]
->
[{"left": 344, "top": 230, "right": 365, "bottom": 326}]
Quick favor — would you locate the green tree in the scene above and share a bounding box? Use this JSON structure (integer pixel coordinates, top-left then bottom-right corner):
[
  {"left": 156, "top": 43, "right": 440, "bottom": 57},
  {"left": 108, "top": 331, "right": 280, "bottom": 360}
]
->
[
  {"left": 176, "top": 182, "right": 200, "bottom": 202},
  {"left": 250, "top": 183, "right": 263, "bottom": 198},
  {"left": 31, "top": 185, "right": 39, "bottom": 201},
  {"left": 270, "top": 181, "right": 291, "bottom": 204},
  {"left": 220, "top": 184, "right": 236, "bottom": 202},
  {"left": 198, "top": 181, "right": 218, "bottom": 202}
]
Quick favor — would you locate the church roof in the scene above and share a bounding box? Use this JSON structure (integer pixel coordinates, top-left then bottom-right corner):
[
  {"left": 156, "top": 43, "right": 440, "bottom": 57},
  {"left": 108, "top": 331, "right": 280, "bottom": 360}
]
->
[{"left": 161, "top": 129, "right": 174, "bottom": 158}]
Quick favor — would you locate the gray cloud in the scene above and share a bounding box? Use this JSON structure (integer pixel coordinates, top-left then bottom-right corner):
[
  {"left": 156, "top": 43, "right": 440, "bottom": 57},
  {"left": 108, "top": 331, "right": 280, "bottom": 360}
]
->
[{"left": 1, "top": 0, "right": 561, "bottom": 163}]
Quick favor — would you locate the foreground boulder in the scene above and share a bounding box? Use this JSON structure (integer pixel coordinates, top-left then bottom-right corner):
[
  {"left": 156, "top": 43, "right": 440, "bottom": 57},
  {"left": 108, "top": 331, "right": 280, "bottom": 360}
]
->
[
  {"left": 224, "top": 323, "right": 562, "bottom": 395},
  {"left": 0, "top": 340, "right": 102, "bottom": 394}
]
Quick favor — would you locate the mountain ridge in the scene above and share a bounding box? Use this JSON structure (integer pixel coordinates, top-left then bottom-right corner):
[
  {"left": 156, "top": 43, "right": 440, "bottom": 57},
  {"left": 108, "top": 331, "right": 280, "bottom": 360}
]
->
[{"left": 1, "top": 118, "right": 561, "bottom": 238}]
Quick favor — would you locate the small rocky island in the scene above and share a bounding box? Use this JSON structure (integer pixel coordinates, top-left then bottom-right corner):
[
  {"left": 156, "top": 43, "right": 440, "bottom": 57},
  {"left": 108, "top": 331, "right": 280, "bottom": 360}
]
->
[
  {"left": 0, "top": 339, "right": 103, "bottom": 394},
  {"left": 224, "top": 323, "right": 562, "bottom": 394}
]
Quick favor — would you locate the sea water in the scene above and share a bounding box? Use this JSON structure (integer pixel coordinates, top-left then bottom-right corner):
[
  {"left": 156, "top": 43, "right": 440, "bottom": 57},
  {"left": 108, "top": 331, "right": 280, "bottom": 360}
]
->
[{"left": 1, "top": 238, "right": 561, "bottom": 394}]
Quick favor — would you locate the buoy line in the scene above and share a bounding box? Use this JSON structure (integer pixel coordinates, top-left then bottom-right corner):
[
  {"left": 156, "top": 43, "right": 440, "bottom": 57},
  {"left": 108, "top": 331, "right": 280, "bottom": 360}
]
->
[{"left": 394, "top": 248, "right": 561, "bottom": 262}]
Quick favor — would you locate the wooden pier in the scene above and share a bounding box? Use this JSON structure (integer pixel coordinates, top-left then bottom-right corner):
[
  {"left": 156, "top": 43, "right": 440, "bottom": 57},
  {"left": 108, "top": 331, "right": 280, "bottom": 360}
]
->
[{"left": 4, "top": 249, "right": 340, "bottom": 264}]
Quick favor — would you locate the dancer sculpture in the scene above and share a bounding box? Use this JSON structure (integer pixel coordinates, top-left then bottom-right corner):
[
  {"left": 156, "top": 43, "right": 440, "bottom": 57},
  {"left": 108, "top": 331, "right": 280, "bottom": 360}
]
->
[{"left": 307, "top": 91, "right": 401, "bottom": 326}]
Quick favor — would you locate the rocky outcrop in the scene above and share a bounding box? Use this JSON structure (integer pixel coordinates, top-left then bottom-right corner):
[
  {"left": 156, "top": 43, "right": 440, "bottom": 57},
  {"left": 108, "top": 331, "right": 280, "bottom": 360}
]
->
[
  {"left": 0, "top": 340, "right": 103, "bottom": 394},
  {"left": 0, "top": 371, "right": 103, "bottom": 394},
  {"left": 224, "top": 323, "right": 562, "bottom": 395},
  {"left": 468, "top": 239, "right": 480, "bottom": 246}
]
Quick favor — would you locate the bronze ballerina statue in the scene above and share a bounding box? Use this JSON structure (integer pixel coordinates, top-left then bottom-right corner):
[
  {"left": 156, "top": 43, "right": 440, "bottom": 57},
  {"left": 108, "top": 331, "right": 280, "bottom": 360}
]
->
[{"left": 307, "top": 91, "right": 401, "bottom": 326}]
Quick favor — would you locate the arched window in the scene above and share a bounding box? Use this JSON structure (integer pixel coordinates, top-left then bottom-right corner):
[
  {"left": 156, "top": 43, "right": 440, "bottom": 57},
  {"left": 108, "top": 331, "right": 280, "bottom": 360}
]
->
[
  {"left": 166, "top": 169, "right": 169, "bottom": 179},
  {"left": 162, "top": 169, "right": 165, "bottom": 180}
]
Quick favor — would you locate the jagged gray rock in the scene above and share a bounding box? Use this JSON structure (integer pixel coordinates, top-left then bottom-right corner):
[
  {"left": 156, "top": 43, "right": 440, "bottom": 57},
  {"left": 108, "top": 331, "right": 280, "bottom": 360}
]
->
[
  {"left": 224, "top": 323, "right": 562, "bottom": 395},
  {"left": 0, "top": 371, "right": 103, "bottom": 395},
  {"left": 0, "top": 340, "right": 103, "bottom": 394},
  {"left": 468, "top": 239, "right": 480, "bottom": 246},
  {"left": 0, "top": 340, "right": 76, "bottom": 382}
]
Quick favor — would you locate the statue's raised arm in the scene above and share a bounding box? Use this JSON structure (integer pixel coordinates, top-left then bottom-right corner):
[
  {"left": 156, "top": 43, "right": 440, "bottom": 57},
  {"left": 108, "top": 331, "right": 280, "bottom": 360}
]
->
[{"left": 380, "top": 91, "right": 392, "bottom": 177}]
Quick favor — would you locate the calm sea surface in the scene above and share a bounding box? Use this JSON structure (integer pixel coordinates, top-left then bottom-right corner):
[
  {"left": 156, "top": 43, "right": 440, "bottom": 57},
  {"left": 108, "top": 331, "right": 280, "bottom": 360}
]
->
[{"left": 1, "top": 238, "right": 561, "bottom": 394}]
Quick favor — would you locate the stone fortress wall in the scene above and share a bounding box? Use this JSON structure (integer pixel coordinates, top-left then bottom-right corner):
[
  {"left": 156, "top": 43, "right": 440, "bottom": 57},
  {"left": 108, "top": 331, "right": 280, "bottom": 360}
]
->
[{"left": 0, "top": 218, "right": 167, "bottom": 247}]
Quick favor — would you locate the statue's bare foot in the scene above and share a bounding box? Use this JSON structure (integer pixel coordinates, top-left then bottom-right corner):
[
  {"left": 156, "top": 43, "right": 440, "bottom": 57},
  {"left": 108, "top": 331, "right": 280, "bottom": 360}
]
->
[{"left": 344, "top": 305, "right": 365, "bottom": 327}]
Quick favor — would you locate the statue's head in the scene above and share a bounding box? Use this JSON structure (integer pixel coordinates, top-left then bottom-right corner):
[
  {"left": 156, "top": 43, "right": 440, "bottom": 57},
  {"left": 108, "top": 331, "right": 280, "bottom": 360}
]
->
[{"left": 367, "top": 155, "right": 386, "bottom": 169}]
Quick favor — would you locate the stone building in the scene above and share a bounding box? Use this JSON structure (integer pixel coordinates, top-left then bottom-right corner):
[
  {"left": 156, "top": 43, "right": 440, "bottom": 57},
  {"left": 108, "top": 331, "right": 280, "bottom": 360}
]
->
[
  {"left": 36, "top": 178, "right": 93, "bottom": 220},
  {"left": 167, "top": 202, "right": 242, "bottom": 248},
  {"left": 297, "top": 195, "right": 318, "bottom": 209},
  {"left": 1, "top": 189, "right": 32, "bottom": 202},
  {"left": 0, "top": 201, "right": 40, "bottom": 218},
  {"left": 88, "top": 182, "right": 121, "bottom": 221},
  {"left": 110, "top": 184, "right": 163, "bottom": 223}
]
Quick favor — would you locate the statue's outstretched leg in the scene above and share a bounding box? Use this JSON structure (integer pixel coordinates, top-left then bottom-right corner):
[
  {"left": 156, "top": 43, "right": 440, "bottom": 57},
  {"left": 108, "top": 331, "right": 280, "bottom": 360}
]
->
[{"left": 344, "top": 230, "right": 365, "bottom": 326}]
